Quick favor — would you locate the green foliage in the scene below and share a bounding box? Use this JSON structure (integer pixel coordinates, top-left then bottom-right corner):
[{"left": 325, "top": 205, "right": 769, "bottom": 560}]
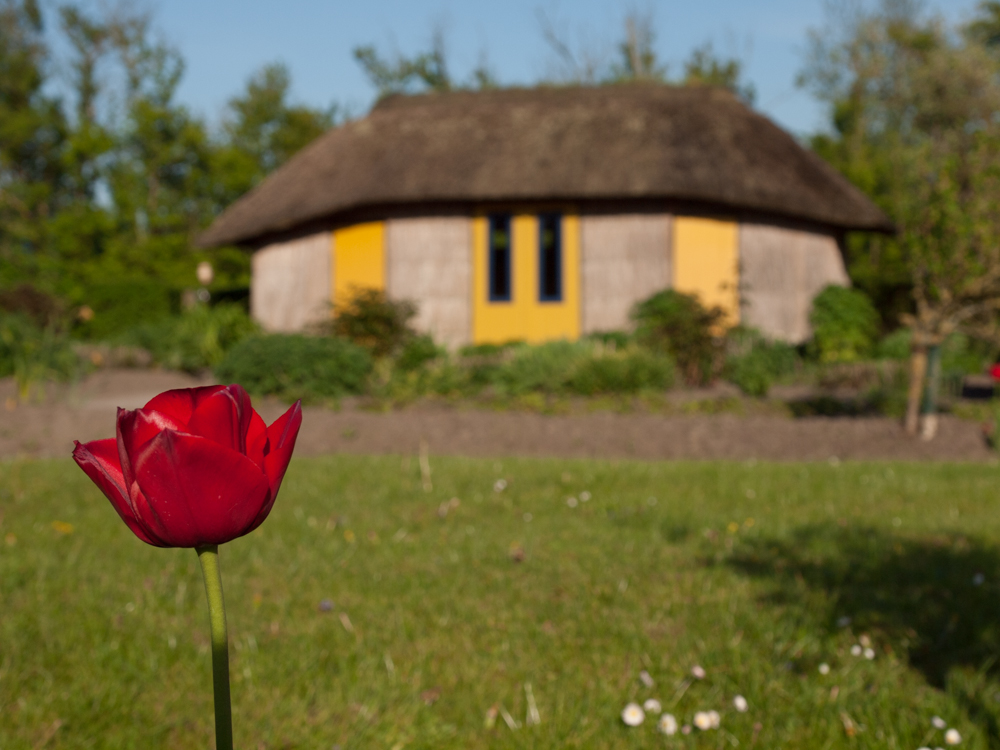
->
[
  {"left": 215, "top": 334, "right": 372, "bottom": 402},
  {"left": 73, "top": 280, "right": 176, "bottom": 340},
  {"left": 395, "top": 333, "right": 443, "bottom": 373},
  {"left": 808, "top": 285, "right": 880, "bottom": 363},
  {"left": 491, "top": 341, "right": 588, "bottom": 396},
  {"left": 631, "top": 289, "right": 723, "bottom": 385},
  {"left": 875, "top": 328, "right": 912, "bottom": 360},
  {"left": 564, "top": 345, "right": 675, "bottom": 395},
  {"left": 330, "top": 288, "right": 417, "bottom": 358},
  {"left": 0, "top": 313, "right": 82, "bottom": 398},
  {"left": 121, "top": 303, "right": 259, "bottom": 372},
  {"left": 724, "top": 327, "right": 799, "bottom": 397}
]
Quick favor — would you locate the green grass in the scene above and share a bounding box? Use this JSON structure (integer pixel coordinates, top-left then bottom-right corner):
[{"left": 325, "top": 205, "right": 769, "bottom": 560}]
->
[{"left": 3, "top": 457, "right": 1000, "bottom": 748}]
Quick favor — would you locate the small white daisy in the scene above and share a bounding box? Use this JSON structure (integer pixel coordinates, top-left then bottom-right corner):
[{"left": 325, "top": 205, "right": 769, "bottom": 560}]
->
[
  {"left": 863, "top": 647, "right": 875, "bottom": 660},
  {"left": 945, "top": 728, "right": 961, "bottom": 745},
  {"left": 733, "top": 695, "right": 748, "bottom": 712},
  {"left": 566, "top": 496, "right": 578, "bottom": 508},
  {"left": 708, "top": 710, "right": 721, "bottom": 728},
  {"left": 691, "top": 665, "right": 706, "bottom": 679},
  {"left": 621, "top": 703, "right": 644, "bottom": 727},
  {"left": 643, "top": 698, "right": 662, "bottom": 714},
  {"left": 850, "top": 645, "right": 862, "bottom": 656},
  {"left": 580, "top": 491, "right": 591, "bottom": 502},
  {"left": 639, "top": 669, "right": 655, "bottom": 688},
  {"left": 658, "top": 713, "right": 678, "bottom": 735},
  {"left": 932, "top": 716, "right": 947, "bottom": 729},
  {"left": 818, "top": 663, "right": 831, "bottom": 675},
  {"left": 681, "top": 724, "right": 692, "bottom": 734},
  {"left": 494, "top": 479, "right": 507, "bottom": 493},
  {"left": 693, "top": 712, "right": 713, "bottom": 730}
]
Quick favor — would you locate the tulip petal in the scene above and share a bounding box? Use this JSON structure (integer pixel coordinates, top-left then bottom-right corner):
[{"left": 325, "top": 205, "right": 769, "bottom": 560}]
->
[
  {"left": 246, "top": 409, "right": 270, "bottom": 468},
  {"left": 72, "top": 439, "right": 163, "bottom": 546},
  {"left": 247, "top": 401, "right": 302, "bottom": 533},
  {"left": 186, "top": 385, "right": 253, "bottom": 454},
  {"left": 143, "top": 385, "right": 228, "bottom": 426},
  {"left": 116, "top": 407, "right": 185, "bottom": 494},
  {"left": 131, "top": 430, "right": 270, "bottom": 547}
]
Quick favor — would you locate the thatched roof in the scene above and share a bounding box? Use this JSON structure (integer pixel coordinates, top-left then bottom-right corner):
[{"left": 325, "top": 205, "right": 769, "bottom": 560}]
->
[{"left": 199, "top": 85, "right": 892, "bottom": 247}]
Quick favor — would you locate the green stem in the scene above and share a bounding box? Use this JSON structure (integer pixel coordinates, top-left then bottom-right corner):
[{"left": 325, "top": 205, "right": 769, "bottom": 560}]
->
[{"left": 197, "top": 545, "right": 233, "bottom": 750}]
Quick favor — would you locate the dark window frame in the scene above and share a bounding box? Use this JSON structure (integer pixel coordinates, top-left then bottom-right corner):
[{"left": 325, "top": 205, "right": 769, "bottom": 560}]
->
[
  {"left": 488, "top": 214, "right": 512, "bottom": 302},
  {"left": 538, "top": 213, "right": 563, "bottom": 302}
]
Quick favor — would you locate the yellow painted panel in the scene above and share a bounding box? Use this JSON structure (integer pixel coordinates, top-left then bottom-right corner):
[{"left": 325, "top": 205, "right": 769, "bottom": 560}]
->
[
  {"left": 472, "top": 213, "right": 580, "bottom": 344},
  {"left": 673, "top": 217, "right": 739, "bottom": 326},
  {"left": 332, "top": 222, "right": 385, "bottom": 306}
]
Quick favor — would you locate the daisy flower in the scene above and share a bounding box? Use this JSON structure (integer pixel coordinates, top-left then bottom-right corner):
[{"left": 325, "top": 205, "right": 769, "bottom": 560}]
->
[
  {"left": 658, "top": 713, "right": 678, "bottom": 735},
  {"left": 932, "top": 717, "right": 947, "bottom": 729},
  {"left": 694, "top": 711, "right": 713, "bottom": 730},
  {"left": 818, "top": 663, "right": 830, "bottom": 675},
  {"left": 691, "top": 665, "right": 706, "bottom": 679},
  {"left": 733, "top": 695, "right": 748, "bottom": 712},
  {"left": 643, "top": 698, "right": 662, "bottom": 714},
  {"left": 945, "top": 728, "right": 962, "bottom": 745},
  {"left": 621, "top": 703, "right": 644, "bottom": 727}
]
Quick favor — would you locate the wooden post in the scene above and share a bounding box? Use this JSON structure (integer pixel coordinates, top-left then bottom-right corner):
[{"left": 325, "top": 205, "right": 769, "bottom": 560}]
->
[{"left": 904, "top": 341, "right": 929, "bottom": 436}]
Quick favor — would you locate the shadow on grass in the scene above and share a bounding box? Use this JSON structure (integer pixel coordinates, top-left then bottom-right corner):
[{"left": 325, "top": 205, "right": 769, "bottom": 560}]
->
[
  {"left": 728, "top": 524, "right": 1000, "bottom": 686},
  {"left": 726, "top": 523, "right": 1000, "bottom": 737}
]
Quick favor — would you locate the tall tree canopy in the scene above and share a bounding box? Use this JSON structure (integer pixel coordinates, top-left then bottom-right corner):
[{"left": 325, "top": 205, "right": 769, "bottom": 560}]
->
[{"left": 802, "top": 0, "right": 1000, "bottom": 435}]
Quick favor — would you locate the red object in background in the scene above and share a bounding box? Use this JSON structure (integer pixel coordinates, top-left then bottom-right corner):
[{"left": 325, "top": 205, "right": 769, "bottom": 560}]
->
[
  {"left": 991, "top": 364, "right": 1000, "bottom": 381},
  {"left": 73, "top": 385, "right": 302, "bottom": 547}
]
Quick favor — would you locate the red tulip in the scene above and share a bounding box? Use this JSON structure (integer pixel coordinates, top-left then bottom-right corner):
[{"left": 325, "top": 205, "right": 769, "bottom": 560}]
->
[{"left": 73, "top": 384, "right": 302, "bottom": 548}]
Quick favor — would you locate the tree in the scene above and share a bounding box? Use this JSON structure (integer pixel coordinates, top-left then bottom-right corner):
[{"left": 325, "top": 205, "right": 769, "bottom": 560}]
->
[
  {"left": 215, "top": 63, "right": 336, "bottom": 203},
  {"left": 682, "top": 42, "right": 755, "bottom": 104},
  {"left": 801, "top": 0, "right": 1000, "bottom": 437}
]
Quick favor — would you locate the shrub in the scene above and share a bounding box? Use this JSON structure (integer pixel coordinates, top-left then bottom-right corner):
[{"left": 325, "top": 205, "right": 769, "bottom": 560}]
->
[
  {"left": 0, "top": 313, "right": 82, "bottom": 399},
  {"left": 875, "top": 328, "right": 911, "bottom": 360},
  {"left": 631, "top": 289, "right": 724, "bottom": 385},
  {"left": 396, "top": 334, "right": 444, "bottom": 373},
  {"left": 215, "top": 334, "right": 372, "bottom": 402},
  {"left": 0, "top": 284, "right": 67, "bottom": 328},
  {"left": 121, "top": 303, "right": 260, "bottom": 373},
  {"left": 73, "top": 280, "right": 177, "bottom": 340},
  {"left": 329, "top": 288, "right": 417, "bottom": 357},
  {"left": 565, "top": 347, "right": 675, "bottom": 395},
  {"left": 491, "top": 341, "right": 589, "bottom": 396},
  {"left": 808, "top": 285, "right": 880, "bottom": 363},
  {"left": 724, "top": 327, "right": 798, "bottom": 397}
]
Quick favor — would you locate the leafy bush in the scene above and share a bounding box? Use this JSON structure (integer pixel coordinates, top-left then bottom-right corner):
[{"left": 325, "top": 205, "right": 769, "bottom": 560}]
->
[
  {"left": 396, "top": 334, "right": 443, "bottom": 373},
  {"left": 875, "top": 328, "right": 911, "bottom": 360},
  {"left": 329, "top": 287, "right": 417, "bottom": 357},
  {"left": 724, "top": 327, "right": 798, "bottom": 397},
  {"left": 808, "top": 285, "right": 880, "bottom": 363},
  {"left": 0, "top": 314, "right": 83, "bottom": 399},
  {"left": 0, "top": 284, "right": 67, "bottom": 328},
  {"left": 215, "top": 334, "right": 372, "bottom": 402},
  {"left": 74, "top": 280, "right": 177, "bottom": 340},
  {"left": 121, "top": 303, "right": 260, "bottom": 373},
  {"left": 487, "top": 340, "right": 675, "bottom": 397},
  {"left": 631, "top": 289, "right": 723, "bottom": 385},
  {"left": 565, "top": 346, "right": 675, "bottom": 395}
]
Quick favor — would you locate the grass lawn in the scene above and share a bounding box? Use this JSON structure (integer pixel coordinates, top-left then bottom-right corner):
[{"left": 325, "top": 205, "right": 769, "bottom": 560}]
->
[{"left": 3, "top": 456, "right": 1000, "bottom": 748}]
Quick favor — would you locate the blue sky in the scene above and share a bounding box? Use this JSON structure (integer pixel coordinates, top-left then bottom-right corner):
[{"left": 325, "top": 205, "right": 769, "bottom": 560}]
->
[{"left": 63, "top": 0, "right": 982, "bottom": 136}]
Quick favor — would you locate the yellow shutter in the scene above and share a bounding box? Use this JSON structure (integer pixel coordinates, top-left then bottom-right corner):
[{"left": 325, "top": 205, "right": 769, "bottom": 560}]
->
[
  {"left": 332, "top": 222, "right": 385, "bottom": 306},
  {"left": 672, "top": 217, "right": 739, "bottom": 326}
]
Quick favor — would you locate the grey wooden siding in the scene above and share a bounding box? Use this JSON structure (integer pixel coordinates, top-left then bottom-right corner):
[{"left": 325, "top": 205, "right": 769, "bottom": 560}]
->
[
  {"left": 251, "top": 232, "right": 331, "bottom": 332},
  {"left": 580, "top": 213, "right": 672, "bottom": 333},
  {"left": 386, "top": 217, "right": 471, "bottom": 348},
  {"left": 739, "top": 223, "right": 849, "bottom": 343}
]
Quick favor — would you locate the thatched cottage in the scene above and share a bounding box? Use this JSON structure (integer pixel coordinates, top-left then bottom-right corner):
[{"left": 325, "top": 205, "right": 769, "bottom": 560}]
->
[{"left": 199, "top": 85, "right": 891, "bottom": 346}]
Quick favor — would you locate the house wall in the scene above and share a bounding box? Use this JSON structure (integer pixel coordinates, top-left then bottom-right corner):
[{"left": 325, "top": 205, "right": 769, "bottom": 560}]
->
[
  {"left": 673, "top": 217, "right": 740, "bottom": 326},
  {"left": 251, "top": 232, "right": 331, "bottom": 332},
  {"left": 386, "top": 217, "right": 471, "bottom": 348},
  {"left": 579, "top": 213, "right": 671, "bottom": 333},
  {"left": 472, "top": 213, "right": 581, "bottom": 344},
  {"left": 739, "top": 222, "right": 849, "bottom": 343}
]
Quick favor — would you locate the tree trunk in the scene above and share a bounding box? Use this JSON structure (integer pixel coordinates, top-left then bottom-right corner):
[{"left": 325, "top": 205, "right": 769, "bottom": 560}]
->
[
  {"left": 920, "top": 344, "right": 942, "bottom": 441},
  {"left": 904, "top": 342, "right": 929, "bottom": 435}
]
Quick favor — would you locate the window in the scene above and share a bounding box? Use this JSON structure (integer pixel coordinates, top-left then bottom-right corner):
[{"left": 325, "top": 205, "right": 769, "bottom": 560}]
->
[
  {"left": 489, "top": 215, "right": 512, "bottom": 301},
  {"left": 538, "top": 213, "right": 562, "bottom": 301}
]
